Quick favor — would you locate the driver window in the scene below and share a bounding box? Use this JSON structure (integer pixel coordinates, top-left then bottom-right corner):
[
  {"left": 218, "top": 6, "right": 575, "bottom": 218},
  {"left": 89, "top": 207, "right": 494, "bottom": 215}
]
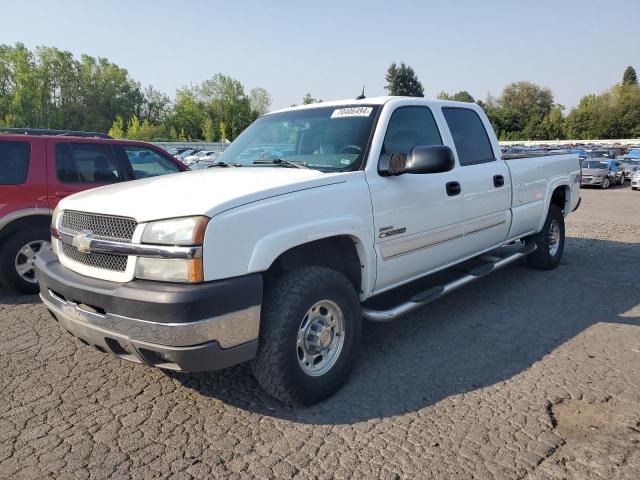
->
[
  {"left": 382, "top": 107, "right": 442, "bottom": 156},
  {"left": 122, "top": 146, "right": 180, "bottom": 179}
]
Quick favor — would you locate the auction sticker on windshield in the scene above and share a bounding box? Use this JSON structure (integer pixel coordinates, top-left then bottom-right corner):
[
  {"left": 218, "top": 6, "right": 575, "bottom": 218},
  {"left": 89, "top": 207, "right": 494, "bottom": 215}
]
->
[{"left": 331, "top": 107, "right": 373, "bottom": 118}]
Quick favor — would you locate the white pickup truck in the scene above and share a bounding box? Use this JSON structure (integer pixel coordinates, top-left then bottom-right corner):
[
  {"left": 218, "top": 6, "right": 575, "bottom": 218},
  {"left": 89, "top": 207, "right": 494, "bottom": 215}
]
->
[{"left": 36, "top": 97, "right": 581, "bottom": 405}]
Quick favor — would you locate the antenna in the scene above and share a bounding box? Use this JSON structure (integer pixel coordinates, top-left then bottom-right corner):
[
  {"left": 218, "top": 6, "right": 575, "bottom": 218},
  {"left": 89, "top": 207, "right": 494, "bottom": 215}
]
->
[{"left": 356, "top": 86, "right": 366, "bottom": 100}]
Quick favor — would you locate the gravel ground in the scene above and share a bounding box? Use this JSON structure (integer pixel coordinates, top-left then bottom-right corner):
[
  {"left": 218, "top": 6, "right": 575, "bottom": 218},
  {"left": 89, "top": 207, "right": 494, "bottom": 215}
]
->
[{"left": 1, "top": 185, "right": 639, "bottom": 479}]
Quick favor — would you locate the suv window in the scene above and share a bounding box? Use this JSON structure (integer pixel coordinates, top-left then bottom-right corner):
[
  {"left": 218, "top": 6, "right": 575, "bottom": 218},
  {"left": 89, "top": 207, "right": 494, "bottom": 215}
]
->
[
  {"left": 121, "top": 146, "right": 180, "bottom": 179},
  {"left": 442, "top": 108, "right": 495, "bottom": 166},
  {"left": 0, "top": 141, "right": 30, "bottom": 185},
  {"left": 56, "top": 143, "right": 123, "bottom": 183},
  {"left": 382, "top": 107, "right": 442, "bottom": 156}
]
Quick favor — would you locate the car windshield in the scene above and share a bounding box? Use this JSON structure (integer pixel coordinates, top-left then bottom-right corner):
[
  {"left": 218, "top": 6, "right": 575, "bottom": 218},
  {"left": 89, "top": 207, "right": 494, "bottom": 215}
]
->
[
  {"left": 218, "top": 105, "right": 380, "bottom": 172},
  {"left": 620, "top": 158, "right": 639, "bottom": 166},
  {"left": 581, "top": 160, "right": 609, "bottom": 169},
  {"left": 587, "top": 151, "right": 608, "bottom": 158}
]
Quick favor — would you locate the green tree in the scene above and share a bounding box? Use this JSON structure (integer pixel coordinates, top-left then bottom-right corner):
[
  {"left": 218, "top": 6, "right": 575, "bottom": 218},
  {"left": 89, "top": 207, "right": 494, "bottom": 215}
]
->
[
  {"left": 108, "top": 115, "right": 125, "bottom": 138},
  {"left": 219, "top": 121, "right": 227, "bottom": 143},
  {"left": 249, "top": 87, "right": 272, "bottom": 115},
  {"left": 437, "top": 91, "right": 475, "bottom": 102},
  {"left": 126, "top": 115, "right": 141, "bottom": 139},
  {"left": 202, "top": 117, "right": 216, "bottom": 141},
  {"left": 302, "top": 93, "right": 321, "bottom": 104},
  {"left": 384, "top": 62, "right": 424, "bottom": 97},
  {"left": 622, "top": 66, "right": 638, "bottom": 86}
]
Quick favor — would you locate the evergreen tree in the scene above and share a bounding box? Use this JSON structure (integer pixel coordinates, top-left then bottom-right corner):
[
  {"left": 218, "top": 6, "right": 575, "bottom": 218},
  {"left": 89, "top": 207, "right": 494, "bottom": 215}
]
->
[
  {"left": 107, "top": 115, "right": 125, "bottom": 138},
  {"left": 622, "top": 66, "right": 638, "bottom": 85},
  {"left": 384, "top": 62, "right": 424, "bottom": 97}
]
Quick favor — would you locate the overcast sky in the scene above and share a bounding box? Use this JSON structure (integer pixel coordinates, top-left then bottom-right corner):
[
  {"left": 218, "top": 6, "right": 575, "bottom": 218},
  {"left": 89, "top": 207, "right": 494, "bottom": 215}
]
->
[{"left": 3, "top": 0, "right": 638, "bottom": 110}]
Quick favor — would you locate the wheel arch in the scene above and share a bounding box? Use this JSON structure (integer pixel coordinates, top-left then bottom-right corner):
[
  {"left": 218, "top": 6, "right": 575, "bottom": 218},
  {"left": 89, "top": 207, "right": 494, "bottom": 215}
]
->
[
  {"left": 263, "top": 235, "right": 366, "bottom": 296},
  {"left": 0, "top": 210, "right": 51, "bottom": 245}
]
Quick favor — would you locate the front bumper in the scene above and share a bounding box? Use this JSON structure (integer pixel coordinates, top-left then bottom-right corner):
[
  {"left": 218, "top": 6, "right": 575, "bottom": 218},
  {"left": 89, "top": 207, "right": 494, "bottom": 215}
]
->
[
  {"left": 581, "top": 176, "right": 604, "bottom": 186},
  {"left": 632, "top": 178, "right": 640, "bottom": 188},
  {"left": 36, "top": 249, "right": 262, "bottom": 372}
]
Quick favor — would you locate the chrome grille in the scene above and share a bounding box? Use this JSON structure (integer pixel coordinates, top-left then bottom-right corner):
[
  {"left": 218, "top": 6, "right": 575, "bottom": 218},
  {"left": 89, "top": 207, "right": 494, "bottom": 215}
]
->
[
  {"left": 61, "top": 210, "right": 137, "bottom": 243},
  {"left": 62, "top": 244, "right": 128, "bottom": 272}
]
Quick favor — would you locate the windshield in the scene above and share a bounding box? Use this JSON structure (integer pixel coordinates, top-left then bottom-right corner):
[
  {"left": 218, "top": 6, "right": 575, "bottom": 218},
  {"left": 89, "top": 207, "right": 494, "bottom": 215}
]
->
[
  {"left": 581, "top": 160, "right": 609, "bottom": 169},
  {"left": 587, "top": 151, "right": 608, "bottom": 158},
  {"left": 619, "top": 158, "right": 639, "bottom": 166},
  {"left": 219, "top": 105, "right": 380, "bottom": 172}
]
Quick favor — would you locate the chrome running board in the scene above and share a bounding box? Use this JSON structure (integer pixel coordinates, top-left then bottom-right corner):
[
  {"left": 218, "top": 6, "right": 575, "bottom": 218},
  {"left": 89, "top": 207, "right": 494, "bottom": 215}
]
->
[{"left": 362, "top": 242, "right": 537, "bottom": 322}]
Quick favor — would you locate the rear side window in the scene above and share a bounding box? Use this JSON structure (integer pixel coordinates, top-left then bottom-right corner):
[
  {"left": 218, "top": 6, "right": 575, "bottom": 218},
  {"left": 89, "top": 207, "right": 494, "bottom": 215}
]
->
[
  {"left": 0, "top": 141, "right": 30, "bottom": 185},
  {"left": 442, "top": 108, "right": 495, "bottom": 166},
  {"left": 56, "top": 143, "right": 123, "bottom": 183},
  {"left": 382, "top": 106, "right": 442, "bottom": 156},
  {"left": 121, "top": 146, "right": 180, "bottom": 179}
]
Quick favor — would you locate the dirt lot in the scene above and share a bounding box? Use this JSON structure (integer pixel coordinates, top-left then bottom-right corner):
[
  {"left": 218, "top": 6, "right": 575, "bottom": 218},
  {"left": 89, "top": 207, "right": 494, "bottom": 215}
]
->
[{"left": 1, "top": 185, "right": 639, "bottom": 479}]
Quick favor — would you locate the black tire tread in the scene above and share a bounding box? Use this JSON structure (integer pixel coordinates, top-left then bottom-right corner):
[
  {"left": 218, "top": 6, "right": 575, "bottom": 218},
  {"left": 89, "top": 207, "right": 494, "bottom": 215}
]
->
[
  {"left": 0, "top": 227, "right": 49, "bottom": 294},
  {"left": 526, "top": 204, "right": 565, "bottom": 270},
  {"left": 251, "top": 266, "right": 361, "bottom": 406}
]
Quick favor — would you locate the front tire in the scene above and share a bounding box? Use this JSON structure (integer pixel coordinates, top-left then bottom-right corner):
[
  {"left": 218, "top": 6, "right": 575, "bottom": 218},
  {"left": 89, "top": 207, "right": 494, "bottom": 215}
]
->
[
  {"left": 0, "top": 227, "right": 50, "bottom": 294},
  {"left": 601, "top": 177, "right": 610, "bottom": 189},
  {"left": 526, "top": 204, "right": 565, "bottom": 270},
  {"left": 252, "top": 267, "right": 362, "bottom": 406}
]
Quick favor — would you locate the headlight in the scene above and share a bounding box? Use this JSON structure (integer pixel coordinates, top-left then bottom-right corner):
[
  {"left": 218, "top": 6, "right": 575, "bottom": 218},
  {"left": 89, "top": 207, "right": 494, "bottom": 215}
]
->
[
  {"left": 136, "top": 257, "right": 203, "bottom": 283},
  {"left": 141, "top": 216, "right": 208, "bottom": 245},
  {"left": 52, "top": 206, "right": 62, "bottom": 228}
]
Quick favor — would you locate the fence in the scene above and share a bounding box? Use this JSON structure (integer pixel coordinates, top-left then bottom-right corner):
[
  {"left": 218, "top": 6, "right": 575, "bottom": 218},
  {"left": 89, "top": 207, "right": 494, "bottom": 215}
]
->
[{"left": 152, "top": 141, "right": 230, "bottom": 152}]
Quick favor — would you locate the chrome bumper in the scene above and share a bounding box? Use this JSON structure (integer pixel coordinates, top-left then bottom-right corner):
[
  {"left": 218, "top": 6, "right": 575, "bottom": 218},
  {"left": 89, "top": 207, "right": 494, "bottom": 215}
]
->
[{"left": 41, "top": 288, "right": 260, "bottom": 349}]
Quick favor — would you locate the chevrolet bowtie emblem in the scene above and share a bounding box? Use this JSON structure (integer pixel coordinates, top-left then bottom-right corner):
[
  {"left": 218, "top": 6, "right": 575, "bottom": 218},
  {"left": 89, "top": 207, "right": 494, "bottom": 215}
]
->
[{"left": 72, "top": 230, "right": 94, "bottom": 253}]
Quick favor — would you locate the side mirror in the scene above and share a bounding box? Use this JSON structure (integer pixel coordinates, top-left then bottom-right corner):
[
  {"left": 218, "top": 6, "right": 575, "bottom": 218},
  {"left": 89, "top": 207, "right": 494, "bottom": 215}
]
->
[{"left": 380, "top": 145, "right": 455, "bottom": 176}]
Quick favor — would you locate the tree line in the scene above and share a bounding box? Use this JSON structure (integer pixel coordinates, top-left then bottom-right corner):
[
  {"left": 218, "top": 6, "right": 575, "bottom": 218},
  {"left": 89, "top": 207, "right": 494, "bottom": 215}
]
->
[
  {"left": 385, "top": 62, "right": 640, "bottom": 140},
  {"left": 1, "top": 43, "right": 639, "bottom": 141},
  {"left": 0, "top": 43, "right": 272, "bottom": 142}
]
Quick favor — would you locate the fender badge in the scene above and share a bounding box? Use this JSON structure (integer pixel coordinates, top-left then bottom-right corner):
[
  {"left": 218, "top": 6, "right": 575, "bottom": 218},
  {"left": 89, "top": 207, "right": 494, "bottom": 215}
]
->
[{"left": 72, "top": 230, "right": 94, "bottom": 253}]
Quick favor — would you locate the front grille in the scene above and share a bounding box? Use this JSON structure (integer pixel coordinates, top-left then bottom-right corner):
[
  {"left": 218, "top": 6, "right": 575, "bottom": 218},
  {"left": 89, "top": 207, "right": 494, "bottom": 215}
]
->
[
  {"left": 60, "top": 210, "right": 136, "bottom": 272},
  {"left": 62, "top": 244, "right": 128, "bottom": 272},
  {"left": 61, "top": 210, "right": 137, "bottom": 243}
]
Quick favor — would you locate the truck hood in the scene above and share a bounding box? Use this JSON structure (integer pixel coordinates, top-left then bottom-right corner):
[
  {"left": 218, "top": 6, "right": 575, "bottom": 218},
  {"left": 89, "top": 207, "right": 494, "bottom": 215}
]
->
[
  {"left": 59, "top": 167, "right": 338, "bottom": 222},
  {"left": 582, "top": 168, "right": 608, "bottom": 176}
]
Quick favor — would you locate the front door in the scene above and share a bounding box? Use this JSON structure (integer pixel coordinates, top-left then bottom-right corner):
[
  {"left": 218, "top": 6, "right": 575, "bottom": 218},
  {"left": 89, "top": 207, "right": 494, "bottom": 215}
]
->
[
  {"left": 365, "top": 105, "right": 464, "bottom": 293},
  {"left": 46, "top": 139, "right": 124, "bottom": 209}
]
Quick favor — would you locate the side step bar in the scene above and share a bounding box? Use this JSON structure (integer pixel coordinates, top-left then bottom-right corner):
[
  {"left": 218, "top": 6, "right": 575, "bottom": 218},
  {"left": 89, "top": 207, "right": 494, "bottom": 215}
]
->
[{"left": 362, "top": 242, "right": 537, "bottom": 322}]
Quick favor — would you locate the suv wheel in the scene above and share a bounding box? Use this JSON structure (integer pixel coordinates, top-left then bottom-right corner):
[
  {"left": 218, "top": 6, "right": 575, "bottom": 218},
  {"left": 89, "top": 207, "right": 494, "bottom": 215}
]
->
[
  {"left": 0, "top": 227, "right": 50, "bottom": 294},
  {"left": 526, "top": 204, "right": 565, "bottom": 270},
  {"left": 601, "top": 177, "right": 610, "bottom": 189},
  {"left": 252, "top": 267, "right": 362, "bottom": 406}
]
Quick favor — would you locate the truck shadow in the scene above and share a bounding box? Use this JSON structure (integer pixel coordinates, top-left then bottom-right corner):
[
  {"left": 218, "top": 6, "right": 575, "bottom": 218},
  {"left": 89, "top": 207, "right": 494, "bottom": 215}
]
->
[{"left": 172, "top": 235, "right": 639, "bottom": 424}]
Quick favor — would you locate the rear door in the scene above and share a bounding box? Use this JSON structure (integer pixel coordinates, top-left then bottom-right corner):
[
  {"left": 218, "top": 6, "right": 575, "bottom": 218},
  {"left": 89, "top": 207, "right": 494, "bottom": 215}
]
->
[
  {"left": 0, "top": 138, "right": 47, "bottom": 217},
  {"left": 365, "top": 104, "right": 465, "bottom": 293},
  {"left": 46, "top": 139, "right": 126, "bottom": 209},
  {"left": 440, "top": 107, "right": 511, "bottom": 256}
]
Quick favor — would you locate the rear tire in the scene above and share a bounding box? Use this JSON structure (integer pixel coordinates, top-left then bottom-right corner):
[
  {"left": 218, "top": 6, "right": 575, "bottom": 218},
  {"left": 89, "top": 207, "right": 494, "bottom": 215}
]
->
[
  {"left": 251, "top": 267, "right": 362, "bottom": 406},
  {"left": 526, "top": 204, "right": 565, "bottom": 270},
  {"left": 0, "top": 227, "right": 50, "bottom": 294}
]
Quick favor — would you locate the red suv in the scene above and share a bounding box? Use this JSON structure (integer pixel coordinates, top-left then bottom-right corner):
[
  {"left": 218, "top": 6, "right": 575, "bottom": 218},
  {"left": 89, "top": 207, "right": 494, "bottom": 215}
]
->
[{"left": 0, "top": 129, "right": 187, "bottom": 293}]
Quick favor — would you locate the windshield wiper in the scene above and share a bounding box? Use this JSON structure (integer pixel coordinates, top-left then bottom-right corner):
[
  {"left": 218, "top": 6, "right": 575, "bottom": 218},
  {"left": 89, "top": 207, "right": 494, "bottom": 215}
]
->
[
  {"left": 206, "top": 161, "right": 241, "bottom": 168},
  {"left": 252, "top": 158, "right": 309, "bottom": 169}
]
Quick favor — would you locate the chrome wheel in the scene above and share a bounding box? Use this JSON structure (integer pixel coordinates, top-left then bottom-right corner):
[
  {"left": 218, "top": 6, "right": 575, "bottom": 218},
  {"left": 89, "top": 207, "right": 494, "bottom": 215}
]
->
[
  {"left": 602, "top": 178, "right": 610, "bottom": 189},
  {"left": 296, "top": 299, "right": 345, "bottom": 377},
  {"left": 548, "top": 219, "right": 560, "bottom": 256},
  {"left": 14, "top": 240, "right": 49, "bottom": 284}
]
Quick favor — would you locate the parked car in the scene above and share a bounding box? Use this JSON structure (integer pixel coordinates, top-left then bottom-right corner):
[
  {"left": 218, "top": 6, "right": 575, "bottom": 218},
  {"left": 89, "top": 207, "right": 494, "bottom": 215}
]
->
[
  {"left": 631, "top": 169, "right": 640, "bottom": 190},
  {"left": 182, "top": 150, "right": 220, "bottom": 166},
  {"left": 580, "top": 159, "right": 624, "bottom": 188},
  {"left": 618, "top": 156, "right": 640, "bottom": 181},
  {"left": 0, "top": 128, "right": 187, "bottom": 293},
  {"left": 36, "top": 98, "right": 581, "bottom": 405}
]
